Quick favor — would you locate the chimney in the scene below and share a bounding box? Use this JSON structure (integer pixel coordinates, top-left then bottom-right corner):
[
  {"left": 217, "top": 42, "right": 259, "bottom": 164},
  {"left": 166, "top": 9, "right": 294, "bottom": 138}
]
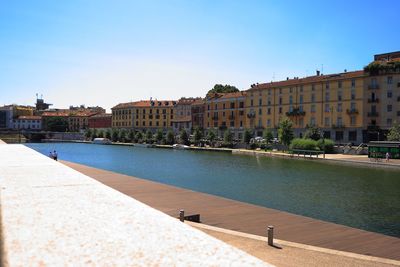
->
[
  {"left": 286, "top": 77, "right": 289, "bottom": 80},
  {"left": 316, "top": 70, "right": 320, "bottom": 76},
  {"left": 344, "top": 69, "right": 347, "bottom": 73}
]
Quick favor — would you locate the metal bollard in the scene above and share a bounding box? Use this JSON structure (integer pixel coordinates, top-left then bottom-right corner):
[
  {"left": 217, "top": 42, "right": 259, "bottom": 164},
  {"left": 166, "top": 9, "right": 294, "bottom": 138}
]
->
[
  {"left": 179, "top": 209, "right": 185, "bottom": 222},
  {"left": 267, "top": 225, "right": 274, "bottom": 246}
]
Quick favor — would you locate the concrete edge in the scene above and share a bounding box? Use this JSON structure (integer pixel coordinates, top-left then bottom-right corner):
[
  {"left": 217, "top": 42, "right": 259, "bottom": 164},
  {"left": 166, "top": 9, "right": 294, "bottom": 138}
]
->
[{"left": 186, "top": 221, "right": 400, "bottom": 266}]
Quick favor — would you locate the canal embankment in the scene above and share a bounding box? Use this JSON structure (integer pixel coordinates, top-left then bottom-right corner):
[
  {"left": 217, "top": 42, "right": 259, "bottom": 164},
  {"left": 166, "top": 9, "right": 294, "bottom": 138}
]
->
[
  {"left": 63, "top": 160, "right": 400, "bottom": 262},
  {"left": 0, "top": 144, "right": 268, "bottom": 266}
]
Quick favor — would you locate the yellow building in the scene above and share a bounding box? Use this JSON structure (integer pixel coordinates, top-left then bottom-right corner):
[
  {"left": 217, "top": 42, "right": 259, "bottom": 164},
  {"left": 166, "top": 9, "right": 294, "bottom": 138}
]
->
[
  {"left": 112, "top": 100, "right": 176, "bottom": 132},
  {"left": 204, "top": 92, "right": 246, "bottom": 140},
  {"left": 246, "top": 70, "right": 365, "bottom": 143}
]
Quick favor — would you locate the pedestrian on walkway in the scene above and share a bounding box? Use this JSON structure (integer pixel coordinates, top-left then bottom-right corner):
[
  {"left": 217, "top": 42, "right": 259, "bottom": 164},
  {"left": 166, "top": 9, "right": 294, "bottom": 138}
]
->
[
  {"left": 53, "top": 150, "right": 58, "bottom": 161},
  {"left": 386, "top": 152, "right": 390, "bottom": 162},
  {"left": 49, "top": 151, "right": 53, "bottom": 159}
]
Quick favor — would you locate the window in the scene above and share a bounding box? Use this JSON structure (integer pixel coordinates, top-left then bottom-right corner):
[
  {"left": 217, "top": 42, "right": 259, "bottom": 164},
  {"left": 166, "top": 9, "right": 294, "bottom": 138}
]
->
[
  {"left": 388, "top": 105, "right": 392, "bottom": 112},
  {"left": 351, "top": 90, "right": 356, "bottom": 100},
  {"left": 239, "top": 102, "right": 244, "bottom": 108},
  {"left": 388, "top": 76, "right": 393, "bottom": 84},
  {"left": 240, "top": 121, "right": 243, "bottom": 127},
  {"left": 279, "top": 107, "right": 282, "bottom": 114},
  {"left": 279, "top": 88, "right": 282, "bottom": 94},
  {"left": 349, "top": 131, "right": 357, "bottom": 142},
  {"left": 337, "top": 103, "right": 342, "bottom": 112},
  {"left": 387, "top": 118, "right": 392, "bottom": 127},
  {"left": 223, "top": 103, "right": 226, "bottom": 109},
  {"left": 230, "top": 121, "right": 234, "bottom": 127},
  {"left": 230, "top": 102, "right": 235, "bottom": 109},
  {"left": 337, "top": 117, "right": 343, "bottom": 126},
  {"left": 325, "top": 92, "right": 330, "bottom": 101},
  {"left": 311, "top": 94, "right": 315, "bottom": 103},
  {"left": 338, "top": 81, "right": 342, "bottom": 89},
  {"left": 351, "top": 79, "right": 356, "bottom": 88},
  {"left": 259, "top": 99, "right": 262, "bottom": 106},
  {"left": 325, "top": 82, "right": 330, "bottom": 89},
  {"left": 267, "top": 119, "right": 271, "bottom": 127},
  {"left": 268, "top": 89, "right": 271, "bottom": 96},
  {"left": 267, "top": 108, "right": 271, "bottom": 115},
  {"left": 325, "top": 117, "right": 330, "bottom": 126},
  {"left": 267, "top": 98, "right": 271, "bottom": 105},
  {"left": 310, "top": 117, "right": 316, "bottom": 126},
  {"left": 337, "top": 91, "right": 342, "bottom": 101},
  {"left": 258, "top": 108, "right": 262, "bottom": 115},
  {"left": 289, "top": 95, "right": 293, "bottom": 105},
  {"left": 350, "top": 102, "right": 356, "bottom": 110},
  {"left": 325, "top": 104, "right": 330, "bottom": 112},
  {"left": 300, "top": 85, "right": 303, "bottom": 92},
  {"left": 299, "top": 118, "right": 304, "bottom": 127},
  {"left": 311, "top": 84, "right": 315, "bottom": 91},
  {"left": 350, "top": 116, "right": 356, "bottom": 126},
  {"left": 387, "top": 91, "right": 393, "bottom": 98},
  {"left": 289, "top": 87, "right": 293, "bottom": 93},
  {"left": 279, "top": 97, "right": 282, "bottom": 105},
  {"left": 215, "top": 104, "right": 218, "bottom": 110},
  {"left": 336, "top": 131, "right": 344, "bottom": 141},
  {"left": 311, "top": 105, "right": 316, "bottom": 113},
  {"left": 300, "top": 95, "right": 303, "bottom": 104},
  {"left": 251, "top": 99, "right": 254, "bottom": 106}
]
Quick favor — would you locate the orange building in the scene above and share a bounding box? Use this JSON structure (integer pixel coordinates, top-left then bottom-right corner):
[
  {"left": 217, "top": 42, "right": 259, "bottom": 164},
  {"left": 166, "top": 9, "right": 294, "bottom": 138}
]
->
[{"left": 204, "top": 92, "right": 246, "bottom": 140}]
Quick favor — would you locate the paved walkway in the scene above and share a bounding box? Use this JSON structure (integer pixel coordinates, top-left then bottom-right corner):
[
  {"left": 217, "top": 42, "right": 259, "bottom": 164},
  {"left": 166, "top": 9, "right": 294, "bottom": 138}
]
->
[{"left": 64, "top": 161, "right": 400, "bottom": 261}]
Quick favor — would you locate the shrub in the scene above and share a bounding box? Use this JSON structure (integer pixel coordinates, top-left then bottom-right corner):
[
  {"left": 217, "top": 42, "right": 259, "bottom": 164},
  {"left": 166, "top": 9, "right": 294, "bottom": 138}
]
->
[
  {"left": 290, "top": 138, "right": 319, "bottom": 151},
  {"left": 249, "top": 143, "right": 258, "bottom": 150},
  {"left": 317, "top": 139, "right": 335, "bottom": 153}
]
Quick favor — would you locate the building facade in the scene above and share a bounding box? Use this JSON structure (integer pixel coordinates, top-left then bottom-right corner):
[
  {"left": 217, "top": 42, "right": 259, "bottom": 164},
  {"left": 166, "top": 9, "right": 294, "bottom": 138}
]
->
[
  {"left": 112, "top": 100, "right": 176, "bottom": 133},
  {"left": 191, "top": 98, "right": 205, "bottom": 130},
  {"left": 88, "top": 114, "right": 112, "bottom": 129},
  {"left": 204, "top": 92, "right": 247, "bottom": 140},
  {"left": 172, "top": 98, "right": 201, "bottom": 133},
  {"left": 13, "top": 116, "right": 42, "bottom": 130},
  {"left": 68, "top": 112, "right": 98, "bottom": 132}
]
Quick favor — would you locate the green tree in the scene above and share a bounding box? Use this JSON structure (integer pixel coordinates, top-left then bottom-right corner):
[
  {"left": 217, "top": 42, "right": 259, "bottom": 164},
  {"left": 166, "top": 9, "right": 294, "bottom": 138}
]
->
[
  {"left": 166, "top": 130, "right": 175, "bottom": 145},
  {"left": 180, "top": 129, "right": 190, "bottom": 145},
  {"left": 193, "top": 127, "right": 203, "bottom": 145},
  {"left": 91, "top": 128, "right": 98, "bottom": 140},
  {"left": 46, "top": 117, "right": 69, "bottom": 132},
  {"left": 145, "top": 130, "right": 153, "bottom": 143},
  {"left": 223, "top": 129, "right": 233, "bottom": 146},
  {"left": 111, "top": 128, "right": 119, "bottom": 142},
  {"left": 243, "top": 129, "right": 253, "bottom": 145},
  {"left": 84, "top": 128, "right": 92, "bottom": 140},
  {"left": 263, "top": 129, "right": 273, "bottom": 144},
  {"left": 119, "top": 129, "right": 127, "bottom": 142},
  {"left": 304, "top": 125, "right": 322, "bottom": 141},
  {"left": 278, "top": 117, "right": 294, "bottom": 147},
  {"left": 207, "top": 129, "right": 216, "bottom": 146},
  {"left": 155, "top": 129, "right": 164, "bottom": 144},
  {"left": 128, "top": 130, "right": 135, "bottom": 143},
  {"left": 105, "top": 129, "right": 112, "bottom": 140},
  {"left": 387, "top": 123, "right": 400, "bottom": 141},
  {"left": 207, "top": 84, "right": 239, "bottom": 94},
  {"left": 135, "top": 131, "right": 143, "bottom": 143},
  {"left": 97, "top": 129, "right": 104, "bottom": 138}
]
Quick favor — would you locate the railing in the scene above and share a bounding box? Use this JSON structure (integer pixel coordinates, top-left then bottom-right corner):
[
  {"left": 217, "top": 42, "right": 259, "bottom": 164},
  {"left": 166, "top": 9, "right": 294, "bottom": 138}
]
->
[
  {"left": 368, "top": 84, "right": 380, "bottom": 90},
  {"left": 285, "top": 109, "right": 306, "bottom": 117},
  {"left": 247, "top": 113, "right": 256, "bottom": 118},
  {"left": 346, "top": 109, "right": 359, "bottom": 115},
  {"left": 367, "top": 112, "right": 379, "bottom": 117},
  {"left": 367, "top": 98, "right": 379, "bottom": 103},
  {"left": 332, "top": 124, "right": 345, "bottom": 129}
]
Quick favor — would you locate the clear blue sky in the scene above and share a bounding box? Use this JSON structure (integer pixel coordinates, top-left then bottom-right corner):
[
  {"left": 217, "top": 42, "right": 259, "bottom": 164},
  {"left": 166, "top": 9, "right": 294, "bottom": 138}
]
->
[{"left": 1, "top": 0, "right": 399, "bottom": 111}]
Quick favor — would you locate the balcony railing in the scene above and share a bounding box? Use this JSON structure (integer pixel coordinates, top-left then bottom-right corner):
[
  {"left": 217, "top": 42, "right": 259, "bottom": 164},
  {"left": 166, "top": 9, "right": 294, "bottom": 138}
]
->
[
  {"left": 367, "top": 98, "right": 379, "bottom": 103},
  {"left": 247, "top": 113, "right": 256, "bottom": 119},
  {"left": 367, "top": 112, "right": 379, "bottom": 117},
  {"left": 346, "top": 109, "right": 359, "bottom": 115},
  {"left": 285, "top": 108, "right": 306, "bottom": 117},
  {"left": 255, "top": 125, "right": 265, "bottom": 130},
  {"left": 368, "top": 84, "right": 380, "bottom": 90},
  {"left": 332, "top": 124, "right": 345, "bottom": 129}
]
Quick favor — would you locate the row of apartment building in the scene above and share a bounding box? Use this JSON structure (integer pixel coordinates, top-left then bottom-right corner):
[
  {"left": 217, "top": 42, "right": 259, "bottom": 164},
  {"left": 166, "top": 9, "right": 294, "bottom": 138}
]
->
[
  {"left": 0, "top": 101, "right": 112, "bottom": 132},
  {"left": 111, "top": 52, "right": 400, "bottom": 144}
]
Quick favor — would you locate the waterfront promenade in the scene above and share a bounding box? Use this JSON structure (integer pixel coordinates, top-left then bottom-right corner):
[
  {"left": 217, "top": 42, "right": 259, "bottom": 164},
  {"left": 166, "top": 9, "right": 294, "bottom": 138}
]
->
[
  {"left": 0, "top": 144, "right": 268, "bottom": 266},
  {"left": 64, "top": 160, "right": 400, "bottom": 262}
]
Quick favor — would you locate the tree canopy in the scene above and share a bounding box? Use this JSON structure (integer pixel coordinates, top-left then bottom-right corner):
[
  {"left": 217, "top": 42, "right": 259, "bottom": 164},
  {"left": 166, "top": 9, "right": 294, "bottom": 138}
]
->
[
  {"left": 278, "top": 117, "right": 294, "bottom": 147},
  {"left": 207, "top": 84, "right": 239, "bottom": 94},
  {"left": 45, "top": 117, "right": 69, "bottom": 132},
  {"left": 387, "top": 123, "right": 400, "bottom": 141}
]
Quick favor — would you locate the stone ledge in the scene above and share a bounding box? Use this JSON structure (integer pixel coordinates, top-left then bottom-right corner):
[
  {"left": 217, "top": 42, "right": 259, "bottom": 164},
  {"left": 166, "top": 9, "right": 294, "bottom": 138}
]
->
[{"left": 0, "top": 145, "right": 271, "bottom": 266}]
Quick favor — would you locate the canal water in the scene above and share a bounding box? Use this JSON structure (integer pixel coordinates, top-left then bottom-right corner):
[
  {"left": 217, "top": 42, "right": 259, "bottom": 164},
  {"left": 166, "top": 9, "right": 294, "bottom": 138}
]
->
[{"left": 26, "top": 142, "right": 400, "bottom": 238}]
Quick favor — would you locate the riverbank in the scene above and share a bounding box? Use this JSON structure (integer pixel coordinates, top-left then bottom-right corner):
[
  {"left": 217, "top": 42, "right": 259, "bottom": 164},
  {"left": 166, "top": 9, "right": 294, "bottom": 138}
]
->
[{"left": 63, "top": 160, "right": 400, "bottom": 261}]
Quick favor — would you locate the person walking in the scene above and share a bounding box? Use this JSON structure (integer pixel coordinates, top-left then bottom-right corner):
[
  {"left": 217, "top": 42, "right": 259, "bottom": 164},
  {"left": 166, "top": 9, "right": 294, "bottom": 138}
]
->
[
  {"left": 386, "top": 152, "right": 390, "bottom": 162},
  {"left": 49, "top": 151, "right": 53, "bottom": 159},
  {"left": 53, "top": 150, "right": 58, "bottom": 161}
]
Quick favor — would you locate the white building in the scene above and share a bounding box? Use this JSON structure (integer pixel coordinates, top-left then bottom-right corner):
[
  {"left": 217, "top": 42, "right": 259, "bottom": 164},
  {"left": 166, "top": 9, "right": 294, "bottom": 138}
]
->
[{"left": 13, "top": 116, "right": 42, "bottom": 130}]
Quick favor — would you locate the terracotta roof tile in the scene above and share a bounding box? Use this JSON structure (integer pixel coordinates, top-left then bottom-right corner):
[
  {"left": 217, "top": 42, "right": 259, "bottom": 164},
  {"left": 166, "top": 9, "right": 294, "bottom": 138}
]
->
[
  {"left": 17, "top": 116, "right": 42, "bottom": 120},
  {"left": 112, "top": 100, "right": 177, "bottom": 109}
]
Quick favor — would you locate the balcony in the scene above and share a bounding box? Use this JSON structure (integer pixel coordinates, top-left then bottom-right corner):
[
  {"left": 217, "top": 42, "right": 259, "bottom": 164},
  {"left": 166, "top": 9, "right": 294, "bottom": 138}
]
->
[
  {"left": 286, "top": 108, "right": 306, "bottom": 117},
  {"left": 332, "top": 124, "right": 345, "bottom": 129},
  {"left": 367, "top": 112, "right": 379, "bottom": 117},
  {"left": 368, "top": 84, "right": 380, "bottom": 90},
  {"left": 367, "top": 98, "right": 379, "bottom": 103},
  {"left": 247, "top": 112, "right": 256, "bottom": 119},
  {"left": 255, "top": 125, "right": 265, "bottom": 130},
  {"left": 346, "top": 109, "right": 359, "bottom": 115}
]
